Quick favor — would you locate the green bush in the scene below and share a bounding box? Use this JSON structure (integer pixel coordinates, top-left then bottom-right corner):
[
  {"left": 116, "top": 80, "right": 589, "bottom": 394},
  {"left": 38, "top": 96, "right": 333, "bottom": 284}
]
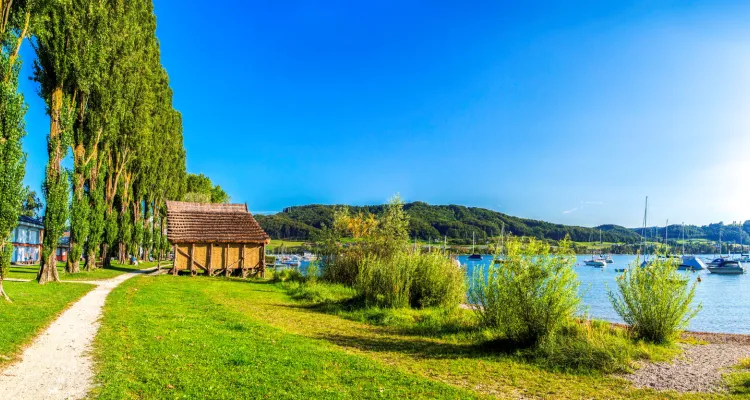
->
[
  {"left": 468, "top": 236, "right": 580, "bottom": 346},
  {"left": 608, "top": 255, "right": 701, "bottom": 343},
  {"left": 271, "top": 268, "right": 304, "bottom": 283},
  {"left": 356, "top": 251, "right": 465, "bottom": 309}
]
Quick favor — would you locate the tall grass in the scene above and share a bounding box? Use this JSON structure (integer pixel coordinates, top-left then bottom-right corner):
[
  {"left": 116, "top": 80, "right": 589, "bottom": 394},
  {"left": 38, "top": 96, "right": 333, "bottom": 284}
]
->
[
  {"left": 468, "top": 236, "right": 580, "bottom": 345},
  {"left": 356, "top": 251, "right": 465, "bottom": 309},
  {"left": 608, "top": 255, "right": 700, "bottom": 343}
]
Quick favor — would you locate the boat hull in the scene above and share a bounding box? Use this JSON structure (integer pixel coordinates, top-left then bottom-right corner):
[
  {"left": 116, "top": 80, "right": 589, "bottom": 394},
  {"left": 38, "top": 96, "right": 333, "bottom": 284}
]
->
[
  {"left": 707, "top": 267, "right": 745, "bottom": 275},
  {"left": 585, "top": 260, "right": 606, "bottom": 267}
]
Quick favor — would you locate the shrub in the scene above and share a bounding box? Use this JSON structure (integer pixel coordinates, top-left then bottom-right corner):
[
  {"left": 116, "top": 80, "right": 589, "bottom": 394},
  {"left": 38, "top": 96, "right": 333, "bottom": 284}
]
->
[
  {"left": 468, "top": 236, "right": 580, "bottom": 346},
  {"left": 356, "top": 252, "right": 414, "bottom": 308},
  {"left": 355, "top": 251, "right": 466, "bottom": 309},
  {"left": 608, "top": 255, "right": 701, "bottom": 343},
  {"left": 271, "top": 268, "right": 304, "bottom": 283}
]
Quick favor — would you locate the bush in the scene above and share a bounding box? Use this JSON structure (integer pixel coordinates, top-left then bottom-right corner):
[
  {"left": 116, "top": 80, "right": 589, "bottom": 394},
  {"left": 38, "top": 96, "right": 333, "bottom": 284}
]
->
[
  {"left": 271, "top": 268, "right": 304, "bottom": 283},
  {"left": 356, "top": 251, "right": 466, "bottom": 309},
  {"left": 608, "top": 255, "right": 701, "bottom": 343},
  {"left": 468, "top": 236, "right": 580, "bottom": 346}
]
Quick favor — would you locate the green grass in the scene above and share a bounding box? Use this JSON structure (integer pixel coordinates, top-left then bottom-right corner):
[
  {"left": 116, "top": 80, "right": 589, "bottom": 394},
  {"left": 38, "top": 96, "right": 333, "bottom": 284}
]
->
[
  {"left": 92, "top": 276, "right": 479, "bottom": 399},
  {"left": 269, "top": 239, "right": 309, "bottom": 248},
  {"left": 725, "top": 358, "right": 750, "bottom": 395},
  {"left": 91, "top": 276, "right": 744, "bottom": 399},
  {"left": 0, "top": 281, "right": 94, "bottom": 366},
  {"left": 7, "top": 261, "right": 164, "bottom": 281}
]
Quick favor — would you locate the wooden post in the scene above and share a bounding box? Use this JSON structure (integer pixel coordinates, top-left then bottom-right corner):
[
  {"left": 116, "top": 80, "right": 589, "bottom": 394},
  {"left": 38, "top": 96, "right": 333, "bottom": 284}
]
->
[
  {"left": 188, "top": 243, "right": 195, "bottom": 276},
  {"left": 260, "top": 244, "right": 266, "bottom": 278},
  {"left": 171, "top": 244, "right": 178, "bottom": 275},
  {"left": 240, "top": 243, "right": 246, "bottom": 278},
  {"left": 207, "top": 243, "right": 213, "bottom": 276},
  {"left": 224, "top": 243, "right": 230, "bottom": 277}
]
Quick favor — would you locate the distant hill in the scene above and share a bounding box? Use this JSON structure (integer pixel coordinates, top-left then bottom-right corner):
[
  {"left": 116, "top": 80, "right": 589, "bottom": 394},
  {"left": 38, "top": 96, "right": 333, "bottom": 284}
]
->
[
  {"left": 255, "top": 202, "right": 643, "bottom": 244},
  {"left": 631, "top": 222, "right": 750, "bottom": 244}
]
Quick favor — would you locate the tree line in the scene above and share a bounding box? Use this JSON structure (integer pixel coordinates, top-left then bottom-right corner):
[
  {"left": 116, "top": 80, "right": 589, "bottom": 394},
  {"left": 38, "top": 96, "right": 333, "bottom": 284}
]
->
[
  {"left": 0, "top": 0, "right": 196, "bottom": 298},
  {"left": 255, "top": 202, "right": 645, "bottom": 244}
]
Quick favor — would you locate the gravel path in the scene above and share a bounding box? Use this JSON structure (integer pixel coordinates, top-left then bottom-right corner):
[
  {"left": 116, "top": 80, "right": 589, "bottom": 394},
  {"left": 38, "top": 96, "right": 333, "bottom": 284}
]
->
[
  {"left": 0, "top": 268, "right": 155, "bottom": 400},
  {"left": 625, "top": 342, "right": 750, "bottom": 393}
]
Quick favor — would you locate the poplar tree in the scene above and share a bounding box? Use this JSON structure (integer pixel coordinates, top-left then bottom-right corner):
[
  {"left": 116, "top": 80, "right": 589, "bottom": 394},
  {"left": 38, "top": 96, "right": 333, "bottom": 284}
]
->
[
  {"left": 33, "top": 0, "right": 78, "bottom": 283},
  {"left": 0, "top": 0, "right": 30, "bottom": 300}
]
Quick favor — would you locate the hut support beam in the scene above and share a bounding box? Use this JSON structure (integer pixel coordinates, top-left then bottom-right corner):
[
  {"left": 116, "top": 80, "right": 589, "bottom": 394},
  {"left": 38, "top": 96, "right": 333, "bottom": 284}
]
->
[
  {"left": 260, "top": 244, "right": 266, "bottom": 278},
  {"left": 188, "top": 244, "right": 195, "bottom": 276},
  {"left": 207, "top": 243, "right": 213, "bottom": 275},
  {"left": 240, "top": 244, "right": 246, "bottom": 278},
  {"left": 224, "top": 244, "right": 230, "bottom": 277},
  {"left": 171, "top": 244, "right": 178, "bottom": 275}
]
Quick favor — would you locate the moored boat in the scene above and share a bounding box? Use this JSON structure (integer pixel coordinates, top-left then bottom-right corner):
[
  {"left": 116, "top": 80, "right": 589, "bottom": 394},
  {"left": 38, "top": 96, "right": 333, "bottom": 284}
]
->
[
  {"left": 707, "top": 259, "right": 745, "bottom": 275},
  {"left": 679, "top": 255, "right": 707, "bottom": 271},
  {"left": 584, "top": 257, "right": 606, "bottom": 267}
]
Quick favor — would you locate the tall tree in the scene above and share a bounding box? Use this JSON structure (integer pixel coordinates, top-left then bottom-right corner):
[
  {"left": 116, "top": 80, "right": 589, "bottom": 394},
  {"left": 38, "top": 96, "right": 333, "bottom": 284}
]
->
[
  {"left": 21, "top": 186, "right": 41, "bottom": 218},
  {"left": 0, "top": 0, "right": 30, "bottom": 299}
]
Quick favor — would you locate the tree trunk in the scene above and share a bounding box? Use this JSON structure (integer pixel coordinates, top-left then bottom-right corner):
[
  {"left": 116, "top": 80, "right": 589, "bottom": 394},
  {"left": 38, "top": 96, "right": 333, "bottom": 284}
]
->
[
  {"left": 0, "top": 278, "right": 10, "bottom": 302},
  {"left": 37, "top": 253, "right": 60, "bottom": 284},
  {"left": 67, "top": 257, "right": 80, "bottom": 274},
  {"left": 85, "top": 248, "right": 96, "bottom": 271},
  {"left": 103, "top": 243, "right": 111, "bottom": 268}
]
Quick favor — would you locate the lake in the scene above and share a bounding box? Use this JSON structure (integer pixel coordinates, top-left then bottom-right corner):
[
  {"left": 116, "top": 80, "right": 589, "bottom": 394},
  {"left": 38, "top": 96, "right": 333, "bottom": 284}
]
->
[
  {"left": 461, "top": 254, "right": 750, "bottom": 334},
  {"left": 288, "top": 253, "right": 750, "bottom": 334}
]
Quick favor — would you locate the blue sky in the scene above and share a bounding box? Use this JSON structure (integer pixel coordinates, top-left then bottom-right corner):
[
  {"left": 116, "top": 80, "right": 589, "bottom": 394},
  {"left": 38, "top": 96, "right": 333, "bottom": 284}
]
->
[{"left": 17, "top": 1, "right": 750, "bottom": 228}]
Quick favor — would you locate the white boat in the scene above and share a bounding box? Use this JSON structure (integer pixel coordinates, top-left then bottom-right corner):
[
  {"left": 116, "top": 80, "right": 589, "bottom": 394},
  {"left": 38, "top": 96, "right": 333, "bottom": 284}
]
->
[
  {"left": 604, "top": 255, "right": 614, "bottom": 264},
  {"left": 738, "top": 254, "right": 750, "bottom": 263},
  {"left": 679, "top": 255, "right": 707, "bottom": 271},
  {"left": 282, "top": 255, "right": 302, "bottom": 267},
  {"left": 301, "top": 252, "right": 317, "bottom": 262},
  {"left": 585, "top": 257, "right": 606, "bottom": 267},
  {"left": 707, "top": 259, "right": 745, "bottom": 275}
]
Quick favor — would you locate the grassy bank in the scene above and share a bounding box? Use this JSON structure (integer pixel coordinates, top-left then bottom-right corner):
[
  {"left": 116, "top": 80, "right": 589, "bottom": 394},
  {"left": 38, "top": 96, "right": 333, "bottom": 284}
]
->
[
  {"left": 0, "top": 281, "right": 94, "bottom": 366},
  {"left": 7, "top": 261, "right": 163, "bottom": 281},
  {"left": 91, "top": 275, "right": 747, "bottom": 399},
  {"left": 92, "top": 276, "right": 478, "bottom": 399}
]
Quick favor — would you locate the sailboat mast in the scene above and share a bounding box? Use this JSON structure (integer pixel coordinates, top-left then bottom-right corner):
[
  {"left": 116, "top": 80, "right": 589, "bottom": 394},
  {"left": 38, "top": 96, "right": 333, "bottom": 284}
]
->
[
  {"left": 682, "top": 222, "right": 685, "bottom": 256},
  {"left": 641, "top": 196, "right": 648, "bottom": 258}
]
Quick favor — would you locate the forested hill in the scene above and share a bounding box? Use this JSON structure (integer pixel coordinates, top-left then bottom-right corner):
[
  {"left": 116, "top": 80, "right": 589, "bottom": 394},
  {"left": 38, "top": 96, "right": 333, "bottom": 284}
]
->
[{"left": 254, "top": 202, "right": 643, "bottom": 244}]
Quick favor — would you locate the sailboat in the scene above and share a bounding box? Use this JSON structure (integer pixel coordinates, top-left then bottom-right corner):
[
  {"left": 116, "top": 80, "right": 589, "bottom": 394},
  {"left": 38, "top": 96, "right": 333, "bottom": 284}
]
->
[
  {"left": 468, "top": 232, "right": 482, "bottom": 260},
  {"left": 679, "top": 222, "right": 706, "bottom": 271},
  {"left": 493, "top": 223, "right": 506, "bottom": 264},
  {"left": 584, "top": 230, "right": 606, "bottom": 267}
]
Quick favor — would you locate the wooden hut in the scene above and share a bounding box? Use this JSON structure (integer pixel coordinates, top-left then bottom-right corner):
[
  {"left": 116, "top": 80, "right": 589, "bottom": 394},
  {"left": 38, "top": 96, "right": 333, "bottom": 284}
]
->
[{"left": 166, "top": 201, "right": 270, "bottom": 277}]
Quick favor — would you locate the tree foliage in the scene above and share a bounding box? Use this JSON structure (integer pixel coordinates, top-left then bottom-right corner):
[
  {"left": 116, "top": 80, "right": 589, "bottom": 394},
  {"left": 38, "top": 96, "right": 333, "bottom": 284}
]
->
[{"left": 0, "top": 0, "right": 30, "bottom": 299}]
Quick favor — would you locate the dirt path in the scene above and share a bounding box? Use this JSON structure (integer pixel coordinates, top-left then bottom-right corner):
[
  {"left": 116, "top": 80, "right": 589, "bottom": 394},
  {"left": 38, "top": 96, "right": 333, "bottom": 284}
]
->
[{"left": 0, "top": 268, "right": 156, "bottom": 400}]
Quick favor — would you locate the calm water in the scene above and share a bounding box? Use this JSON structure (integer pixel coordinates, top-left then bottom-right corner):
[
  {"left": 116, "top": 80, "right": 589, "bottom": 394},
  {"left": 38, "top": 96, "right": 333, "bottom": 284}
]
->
[
  {"left": 285, "top": 254, "right": 750, "bottom": 334},
  {"left": 461, "top": 254, "right": 750, "bottom": 334}
]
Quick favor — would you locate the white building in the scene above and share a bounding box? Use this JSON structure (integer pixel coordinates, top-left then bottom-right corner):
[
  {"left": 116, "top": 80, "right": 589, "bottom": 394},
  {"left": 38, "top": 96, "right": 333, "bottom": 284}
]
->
[{"left": 12, "top": 216, "right": 44, "bottom": 264}]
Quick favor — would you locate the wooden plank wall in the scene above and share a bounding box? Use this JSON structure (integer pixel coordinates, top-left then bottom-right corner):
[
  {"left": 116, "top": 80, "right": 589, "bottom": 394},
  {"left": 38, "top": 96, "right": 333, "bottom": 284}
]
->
[{"left": 173, "top": 243, "right": 264, "bottom": 276}]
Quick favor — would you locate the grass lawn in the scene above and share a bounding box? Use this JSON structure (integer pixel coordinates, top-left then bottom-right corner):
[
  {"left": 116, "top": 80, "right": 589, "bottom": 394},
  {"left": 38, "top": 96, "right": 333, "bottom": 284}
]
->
[
  {"left": 92, "top": 276, "right": 478, "bottom": 399},
  {"left": 268, "top": 239, "right": 309, "bottom": 248},
  {"left": 7, "top": 261, "right": 165, "bottom": 281},
  {"left": 92, "top": 276, "right": 747, "bottom": 399},
  {"left": 0, "top": 281, "right": 94, "bottom": 366}
]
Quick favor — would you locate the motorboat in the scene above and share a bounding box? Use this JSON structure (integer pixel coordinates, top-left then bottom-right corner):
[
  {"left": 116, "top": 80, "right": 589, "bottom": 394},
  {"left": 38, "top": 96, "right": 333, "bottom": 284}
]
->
[
  {"left": 679, "top": 255, "right": 707, "bottom": 271},
  {"left": 282, "top": 255, "right": 302, "bottom": 267},
  {"left": 604, "top": 255, "right": 614, "bottom": 264},
  {"left": 584, "top": 257, "right": 606, "bottom": 267},
  {"left": 707, "top": 259, "right": 745, "bottom": 275},
  {"left": 737, "top": 254, "right": 750, "bottom": 263},
  {"left": 302, "top": 252, "right": 317, "bottom": 262}
]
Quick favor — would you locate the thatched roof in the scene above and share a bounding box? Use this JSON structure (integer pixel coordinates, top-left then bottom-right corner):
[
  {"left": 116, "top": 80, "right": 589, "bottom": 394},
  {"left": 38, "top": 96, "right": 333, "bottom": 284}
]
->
[{"left": 166, "top": 201, "right": 270, "bottom": 244}]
